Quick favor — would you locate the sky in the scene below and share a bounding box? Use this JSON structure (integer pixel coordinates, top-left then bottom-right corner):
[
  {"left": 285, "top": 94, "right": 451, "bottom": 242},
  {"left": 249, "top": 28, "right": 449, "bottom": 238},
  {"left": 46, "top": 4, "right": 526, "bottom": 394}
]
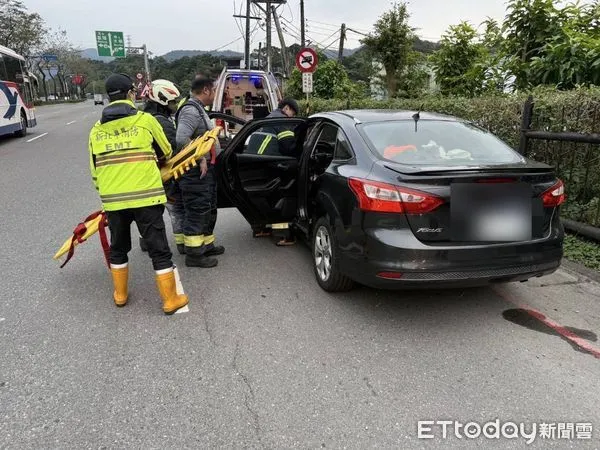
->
[{"left": 22, "top": 0, "right": 510, "bottom": 56}]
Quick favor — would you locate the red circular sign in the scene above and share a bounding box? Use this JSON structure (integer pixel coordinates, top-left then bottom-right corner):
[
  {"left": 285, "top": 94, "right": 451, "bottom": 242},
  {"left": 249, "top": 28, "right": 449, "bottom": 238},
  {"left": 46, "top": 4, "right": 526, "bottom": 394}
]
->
[{"left": 296, "top": 48, "right": 318, "bottom": 73}]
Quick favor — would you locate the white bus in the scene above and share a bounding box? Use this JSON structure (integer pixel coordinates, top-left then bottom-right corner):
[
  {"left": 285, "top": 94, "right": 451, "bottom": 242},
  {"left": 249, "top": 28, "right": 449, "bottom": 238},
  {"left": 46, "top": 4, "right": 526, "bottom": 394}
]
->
[{"left": 0, "top": 44, "right": 37, "bottom": 138}]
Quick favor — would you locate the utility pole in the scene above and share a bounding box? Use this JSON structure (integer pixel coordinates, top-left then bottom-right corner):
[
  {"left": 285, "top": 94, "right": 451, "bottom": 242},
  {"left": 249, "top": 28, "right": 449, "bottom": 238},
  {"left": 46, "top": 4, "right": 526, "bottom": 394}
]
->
[
  {"left": 236, "top": 1, "right": 266, "bottom": 69},
  {"left": 265, "top": 0, "right": 272, "bottom": 72},
  {"left": 245, "top": 0, "right": 252, "bottom": 69},
  {"left": 338, "top": 23, "right": 346, "bottom": 63},
  {"left": 258, "top": 42, "right": 262, "bottom": 70},
  {"left": 142, "top": 44, "right": 151, "bottom": 82},
  {"left": 272, "top": 5, "right": 289, "bottom": 75},
  {"left": 254, "top": 0, "right": 285, "bottom": 73},
  {"left": 300, "top": 0, "right": 305, "bottom": 47}
]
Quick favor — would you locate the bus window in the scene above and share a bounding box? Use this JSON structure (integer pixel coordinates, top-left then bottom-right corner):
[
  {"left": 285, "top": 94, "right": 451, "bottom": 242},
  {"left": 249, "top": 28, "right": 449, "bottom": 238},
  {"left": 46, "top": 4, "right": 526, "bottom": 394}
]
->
[
  {"left": 0, "top": 54, "right": 8, "bottom": 80},
  {"left": 3, "top": 54, "right": 22, "bottom": 82}
]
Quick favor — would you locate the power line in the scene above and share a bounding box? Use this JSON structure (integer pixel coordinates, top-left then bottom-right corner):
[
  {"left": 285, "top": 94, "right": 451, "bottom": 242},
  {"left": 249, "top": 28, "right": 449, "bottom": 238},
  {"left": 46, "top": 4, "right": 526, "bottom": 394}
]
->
[
  {"left": 210, "top": 35, "right": 245, "bottom": 52},
  {"left": 313, "top": 28, "right": 340, "bottom": 47}
]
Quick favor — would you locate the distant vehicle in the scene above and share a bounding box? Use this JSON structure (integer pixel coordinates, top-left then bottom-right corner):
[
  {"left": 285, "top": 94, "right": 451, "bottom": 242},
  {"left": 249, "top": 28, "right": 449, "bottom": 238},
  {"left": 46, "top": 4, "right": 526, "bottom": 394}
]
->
[
  {"left": 213, "top": 109, "right": 565, "bottom": 292},
  {"left": 0, "top": 44, "right": 37, "bottom": 138},
  {"left": 211, "top": 67, "right": 283, "bottom": 138},
  {"left": 94, "top": 94, "right": 104, "bottom": 105}
]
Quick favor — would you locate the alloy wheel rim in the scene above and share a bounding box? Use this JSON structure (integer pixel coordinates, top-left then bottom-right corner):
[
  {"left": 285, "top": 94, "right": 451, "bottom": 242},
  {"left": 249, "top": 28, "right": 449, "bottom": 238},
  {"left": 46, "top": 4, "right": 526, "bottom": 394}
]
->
[{"left": 314, "top": 226, "right": 332, "bottom": 282}]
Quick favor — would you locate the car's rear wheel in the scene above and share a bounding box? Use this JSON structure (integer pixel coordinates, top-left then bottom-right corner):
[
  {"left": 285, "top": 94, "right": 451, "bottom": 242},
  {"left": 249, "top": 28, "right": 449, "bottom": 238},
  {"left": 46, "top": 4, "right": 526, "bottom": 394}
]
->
[{"left": 313, "top": 216, "right": 354, "bottom": 292}]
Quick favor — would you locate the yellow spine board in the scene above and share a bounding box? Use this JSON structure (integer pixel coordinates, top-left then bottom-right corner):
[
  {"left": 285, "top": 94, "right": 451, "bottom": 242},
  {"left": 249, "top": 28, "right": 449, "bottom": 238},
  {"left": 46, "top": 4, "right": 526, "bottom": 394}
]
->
[{"left": 160, "top": 127, "right": 222, "bottom": 183}]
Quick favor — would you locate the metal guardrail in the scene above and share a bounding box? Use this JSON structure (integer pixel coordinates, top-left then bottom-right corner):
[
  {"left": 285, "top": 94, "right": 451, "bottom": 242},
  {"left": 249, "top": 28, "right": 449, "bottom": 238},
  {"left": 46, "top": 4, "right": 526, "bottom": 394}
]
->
[{"left": 518, "top": 95, "right": 600, "bottom": 242}]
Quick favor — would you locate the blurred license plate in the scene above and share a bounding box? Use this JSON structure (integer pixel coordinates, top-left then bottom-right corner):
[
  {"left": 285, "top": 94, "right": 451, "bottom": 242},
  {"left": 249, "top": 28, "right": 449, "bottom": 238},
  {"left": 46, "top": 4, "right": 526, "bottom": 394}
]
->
[{"left": 451, "top": 182, "right": 532, "bottom": 242}]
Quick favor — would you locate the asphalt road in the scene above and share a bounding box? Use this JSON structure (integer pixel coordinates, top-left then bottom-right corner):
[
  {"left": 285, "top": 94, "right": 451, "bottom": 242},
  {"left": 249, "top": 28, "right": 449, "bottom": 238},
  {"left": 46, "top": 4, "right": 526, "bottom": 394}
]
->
[{"left": 1, "top": 101, "right": 600, "bottom": 449}]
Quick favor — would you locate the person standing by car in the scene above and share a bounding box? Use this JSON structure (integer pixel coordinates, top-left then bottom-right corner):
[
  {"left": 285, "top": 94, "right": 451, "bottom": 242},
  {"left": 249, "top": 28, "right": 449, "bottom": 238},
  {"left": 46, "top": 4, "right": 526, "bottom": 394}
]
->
[
  {"left": 175, "top": 76, "right": 224, "bottom": 268},
  {"left": 252, "top": 98, "right": 300, "bottom": 245},
  {"left": 89, "top": 73, "right": 189, "bottom": 315},
  {"left": 138, "top": 79, "right": 187, "bottom": 255}
]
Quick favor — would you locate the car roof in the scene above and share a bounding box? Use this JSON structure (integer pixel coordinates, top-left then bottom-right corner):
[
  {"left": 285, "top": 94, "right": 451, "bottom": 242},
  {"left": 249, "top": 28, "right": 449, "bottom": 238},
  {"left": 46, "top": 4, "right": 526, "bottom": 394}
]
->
[
  {"left": 225, "top": 69, "right": 270, "bottom": 76},
  {"left": 314, "top": 109, "right": 463, "bottom": 124}
]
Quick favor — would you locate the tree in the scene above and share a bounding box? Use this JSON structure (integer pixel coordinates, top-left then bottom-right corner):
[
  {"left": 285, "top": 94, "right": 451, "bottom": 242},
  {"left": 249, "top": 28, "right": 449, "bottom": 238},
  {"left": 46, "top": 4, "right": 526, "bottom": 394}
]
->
[
  {"left": 501, "top": 0, "right": 600, "bottom": 89},
  {"left": 501, "top": 0, "right": 564, "bottom": 89},
  {"left": 342, "top": 48, "right": 374, "bottom": 84},
  {"left": 361, "top": 2, "right": 418, "bottom": 98},
  {"left": 430, "top": 22, "right": 489, "bottom": 97},
  {"left": 527, "top": 1, "right": 600, "bottom": 88},
  {"left": 285, "top": 59, "right": 364, "bottom": 100},
  {"left": 0, "top": 0, "right": 45, "bottom": 55}
]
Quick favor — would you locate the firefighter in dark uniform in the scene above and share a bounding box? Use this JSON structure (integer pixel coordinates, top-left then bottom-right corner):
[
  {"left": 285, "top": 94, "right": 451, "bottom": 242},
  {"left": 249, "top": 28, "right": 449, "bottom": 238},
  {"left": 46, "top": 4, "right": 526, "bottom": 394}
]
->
[
  {"left": 89, "top": 73, "right": 188, "bottom": 315},
  {"left": 250, "top": 98, "right": 300, "bottom": 245},
  {"left": 175, "top": 77, "right": 224, "bottom": 268}
]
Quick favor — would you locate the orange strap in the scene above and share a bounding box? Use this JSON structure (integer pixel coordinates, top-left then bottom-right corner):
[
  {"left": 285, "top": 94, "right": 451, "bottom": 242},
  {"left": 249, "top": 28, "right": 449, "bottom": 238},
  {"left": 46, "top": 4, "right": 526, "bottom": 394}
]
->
[{"left": 60, "top": 211, "right": 110, "bottom": 269}]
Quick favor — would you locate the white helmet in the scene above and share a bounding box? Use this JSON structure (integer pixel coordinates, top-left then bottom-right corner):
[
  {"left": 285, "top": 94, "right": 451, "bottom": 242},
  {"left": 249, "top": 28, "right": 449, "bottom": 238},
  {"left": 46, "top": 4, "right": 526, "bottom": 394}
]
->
[{"left": 148, "top": 79, "right": 180, "bottom": 106}]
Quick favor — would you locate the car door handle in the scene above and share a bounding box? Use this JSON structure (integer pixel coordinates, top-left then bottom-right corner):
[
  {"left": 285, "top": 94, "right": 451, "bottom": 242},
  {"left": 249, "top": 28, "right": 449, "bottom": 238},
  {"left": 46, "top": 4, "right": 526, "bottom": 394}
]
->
[{"left": 277, "top": 162, "right": 296, "bottom": 171}]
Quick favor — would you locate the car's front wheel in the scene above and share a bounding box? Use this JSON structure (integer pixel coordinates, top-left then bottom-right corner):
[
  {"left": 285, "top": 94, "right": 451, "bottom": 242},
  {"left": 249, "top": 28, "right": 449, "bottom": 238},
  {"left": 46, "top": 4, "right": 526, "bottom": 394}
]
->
[{"left": 312, "top": 216, "right": 354, "bottom": 292}]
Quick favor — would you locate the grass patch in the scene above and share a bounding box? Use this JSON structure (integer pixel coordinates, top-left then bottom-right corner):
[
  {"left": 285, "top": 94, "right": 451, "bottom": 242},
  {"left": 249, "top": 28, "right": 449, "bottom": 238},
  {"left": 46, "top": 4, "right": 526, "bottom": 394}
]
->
[{"left": 563, "top": 233, "right": 600, "bottom": 271}]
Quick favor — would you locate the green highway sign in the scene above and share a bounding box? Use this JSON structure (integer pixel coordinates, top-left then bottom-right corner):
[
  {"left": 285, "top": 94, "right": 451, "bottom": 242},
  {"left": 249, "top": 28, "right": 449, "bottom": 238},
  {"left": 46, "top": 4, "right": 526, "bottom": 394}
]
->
[{"left": 95, "top": 31, "right": 126, "bottom": 58}]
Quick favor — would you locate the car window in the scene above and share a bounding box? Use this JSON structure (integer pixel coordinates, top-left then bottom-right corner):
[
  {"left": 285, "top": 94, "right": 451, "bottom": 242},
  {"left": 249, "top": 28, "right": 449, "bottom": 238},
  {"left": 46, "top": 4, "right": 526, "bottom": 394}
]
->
[
  {"left": 334, "top": 129, "right": 353, "bottom": 160},
  {"left": 313, "top": 123, "right": 338, "bottom": 157},
  {"left": 359, "top": 120, "right": 524, "bottom": 166}
]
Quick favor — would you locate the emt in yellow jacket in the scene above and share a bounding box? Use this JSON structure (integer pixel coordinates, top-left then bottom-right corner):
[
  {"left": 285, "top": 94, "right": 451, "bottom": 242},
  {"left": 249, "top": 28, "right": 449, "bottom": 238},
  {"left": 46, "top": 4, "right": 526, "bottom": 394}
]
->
[{"left": 89, "top": 73, "right": 188, "bottom": 315}]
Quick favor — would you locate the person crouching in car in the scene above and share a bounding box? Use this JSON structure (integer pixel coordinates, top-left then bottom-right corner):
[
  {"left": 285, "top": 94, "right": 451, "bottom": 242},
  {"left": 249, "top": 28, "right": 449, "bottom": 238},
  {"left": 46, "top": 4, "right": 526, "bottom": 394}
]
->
[{"left": 252, "top": 98, "right": 300, "bottom": 246}]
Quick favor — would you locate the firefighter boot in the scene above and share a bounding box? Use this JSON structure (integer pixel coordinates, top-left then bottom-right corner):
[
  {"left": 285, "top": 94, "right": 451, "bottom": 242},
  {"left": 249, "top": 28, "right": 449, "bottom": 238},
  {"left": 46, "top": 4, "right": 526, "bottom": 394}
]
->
[
  {"left": 155, "top": 268, "right": 189, "bottom": 315},
  {"left": 185, "top": 245, "right": 218, "bottom": 268},
  {"left": 110, "top": 263, "right": 129, "bottom": 307}
]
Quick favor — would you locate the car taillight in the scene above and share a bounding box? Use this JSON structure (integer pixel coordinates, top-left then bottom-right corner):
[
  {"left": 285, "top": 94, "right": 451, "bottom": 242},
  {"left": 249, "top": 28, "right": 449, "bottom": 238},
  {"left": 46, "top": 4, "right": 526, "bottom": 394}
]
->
[
  {"left": 348, "top": 178, "right": 444, "bottom": 214},
  {"left": 541, "top": 179, "right": 566, "bottom": 207}
]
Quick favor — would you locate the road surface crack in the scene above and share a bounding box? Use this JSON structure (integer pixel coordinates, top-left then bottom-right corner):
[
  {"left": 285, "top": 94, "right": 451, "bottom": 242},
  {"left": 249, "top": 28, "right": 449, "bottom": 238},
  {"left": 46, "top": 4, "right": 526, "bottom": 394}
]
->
[
  {"left": 197, "top": 294, "right": 216, "bottom": 348},
  {"left": 538, "top": 281, "right": 583, "bottom": 287},
  {"left": 232, "top": 341, "right": 265, "bottom": 448}
]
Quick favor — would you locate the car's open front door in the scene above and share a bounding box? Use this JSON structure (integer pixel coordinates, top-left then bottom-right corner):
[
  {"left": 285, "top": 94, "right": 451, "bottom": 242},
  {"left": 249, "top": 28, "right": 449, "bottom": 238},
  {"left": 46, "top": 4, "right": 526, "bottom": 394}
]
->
[{"left": 215, "top": 117, "right": 308, "bottom": 229}]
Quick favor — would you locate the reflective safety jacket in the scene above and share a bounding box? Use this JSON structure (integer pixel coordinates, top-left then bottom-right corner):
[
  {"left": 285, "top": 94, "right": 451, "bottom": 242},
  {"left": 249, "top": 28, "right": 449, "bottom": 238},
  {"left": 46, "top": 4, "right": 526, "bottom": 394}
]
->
[
  {"left": 89, "top": 100, "right": 173, "bottom": 211},
  {"left": 249, "top": 109, "right": 296, "bottom": 157}
]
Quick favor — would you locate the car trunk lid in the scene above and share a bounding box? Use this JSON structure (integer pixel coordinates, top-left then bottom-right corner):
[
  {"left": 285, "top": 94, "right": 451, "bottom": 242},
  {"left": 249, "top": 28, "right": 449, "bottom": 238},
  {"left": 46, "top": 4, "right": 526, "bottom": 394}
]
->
[{"left": 372, "top": 160, "right": 561, "bottom": 244}]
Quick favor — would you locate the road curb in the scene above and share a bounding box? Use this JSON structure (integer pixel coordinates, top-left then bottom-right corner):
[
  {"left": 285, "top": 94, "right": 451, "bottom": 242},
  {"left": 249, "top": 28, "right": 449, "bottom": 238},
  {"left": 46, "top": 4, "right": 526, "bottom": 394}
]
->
[{"left": 560, "top": 258, "right": 600, "bottom": 284}]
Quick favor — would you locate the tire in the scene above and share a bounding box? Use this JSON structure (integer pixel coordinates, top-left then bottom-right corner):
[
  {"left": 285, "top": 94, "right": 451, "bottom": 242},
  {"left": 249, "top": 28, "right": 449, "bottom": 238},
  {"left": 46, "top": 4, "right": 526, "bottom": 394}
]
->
[
  {"left": 312, "top": 216, "right": 354, "bottom": 292},
  {"left": 14, "top": 112, "right": 27, "bottom": 137}
]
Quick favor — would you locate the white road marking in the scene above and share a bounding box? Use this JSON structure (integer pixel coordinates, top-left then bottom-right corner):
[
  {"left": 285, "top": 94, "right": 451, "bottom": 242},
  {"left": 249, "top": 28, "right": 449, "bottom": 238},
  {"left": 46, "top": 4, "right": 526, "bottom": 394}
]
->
[
  {"left": 175, "top": 305, "right": 189, "bottom": 314},
  {"left": 27, "top": 133, "right": 48, "bottom": 142},
  {"left": 66, "top": 120, "right": 77, "bottom": 125},
  {"left": 0, "top": 318, "right": 5, "bottom": 322}
]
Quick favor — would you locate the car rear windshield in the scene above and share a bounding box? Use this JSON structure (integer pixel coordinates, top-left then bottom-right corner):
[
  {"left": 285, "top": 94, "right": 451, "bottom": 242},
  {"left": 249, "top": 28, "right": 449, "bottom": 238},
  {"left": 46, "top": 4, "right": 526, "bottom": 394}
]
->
[{"left": 359, "top": 120, "right": 524, "bottom": 166}]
